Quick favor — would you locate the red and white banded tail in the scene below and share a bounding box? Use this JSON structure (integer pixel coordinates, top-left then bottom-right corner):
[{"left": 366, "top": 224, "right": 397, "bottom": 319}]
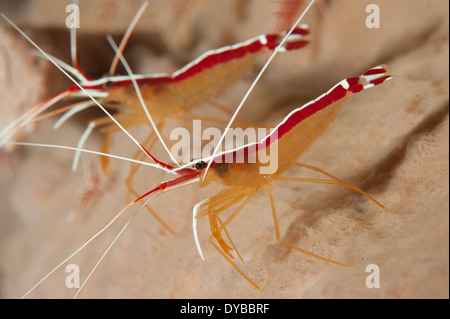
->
[
  {"left": 344, "top": 65, "right": 393, "bottom": 93},
  {"left": 264, "top": 25, "right": 310, "bottom": 51},
  {"left": 262, "top": 65, "right": 393, "bottom": 144}
]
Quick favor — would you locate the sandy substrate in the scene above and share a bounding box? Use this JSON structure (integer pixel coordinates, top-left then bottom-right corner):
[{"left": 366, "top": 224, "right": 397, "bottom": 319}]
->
[{"left": 0, "top": 0, "right": 448, "bottom": 298}]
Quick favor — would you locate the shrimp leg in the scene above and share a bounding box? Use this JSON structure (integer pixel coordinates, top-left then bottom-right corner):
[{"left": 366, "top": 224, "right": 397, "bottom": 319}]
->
[
  {"left": 262, "top": 184, "right": 349, "bottom": 267},
  {"left": 197, "top": 190, "right": 262, "bottom": 290},
  {"left": 194, "top": 189, "right": 262, "bottom": 289},
  {"left": 208, "top": 191, "right": 256, "bottom": 259},
  {"left": 275, "top": 169, "right": 385, "bottom": 210},
  {"left": 294, "top": 162, "right": 386, "bottom": 210},
  {"left": 196, "top": 189, "right": 253, "bottom": 259},
  {"left": 208, "top": 235, "right": 262, "bottom": 290}
]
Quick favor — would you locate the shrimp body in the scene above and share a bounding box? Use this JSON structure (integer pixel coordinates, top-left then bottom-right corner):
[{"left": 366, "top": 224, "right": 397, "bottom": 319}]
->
[
  {"left": 204, "top": 66, "right": 392, "bottom": 183},
  {"left": 135, "top": 66, "right": 392, "bottom": 289},
  {"left": 72, "top": 26, "right": 310, "bottom": 131}
]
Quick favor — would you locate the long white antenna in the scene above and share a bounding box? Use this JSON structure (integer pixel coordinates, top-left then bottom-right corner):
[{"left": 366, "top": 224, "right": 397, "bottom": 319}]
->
[
  {"left": 109, "top": 1, "right": 149, "bottom": 75},
  {"left": 73, "top": 193, "right": 156, "bottom": 298},
  {"left": 202, "top": 0, "right": 315, "bottom": 180},
  {"left": 106, "top": 35, "right": 181, "bottom": 166},
  {"left": 6, "top": 141, "right": 175, "bottom": 174},
  {"left": 0, "top": 14, "right": 160, "bottom": 168},
  {"left": 20, "top": 188, "right": 161, "bottom": 298}
]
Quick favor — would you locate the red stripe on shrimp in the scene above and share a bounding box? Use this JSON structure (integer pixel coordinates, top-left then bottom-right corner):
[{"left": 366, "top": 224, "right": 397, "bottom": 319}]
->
[
  {"left": 80, "top": 26, "right": 310, "bottom": 91},
  {"left": 261, "top": 66, "right": 392, "bottom": 147},
  {"left": 207, "top": 66, "right": 392, "bottom": 163}
]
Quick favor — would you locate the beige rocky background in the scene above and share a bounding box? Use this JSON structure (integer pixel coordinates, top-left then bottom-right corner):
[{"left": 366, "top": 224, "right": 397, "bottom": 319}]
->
[{"left": 0, "top": 0, "right": 448, "bottom": 298}]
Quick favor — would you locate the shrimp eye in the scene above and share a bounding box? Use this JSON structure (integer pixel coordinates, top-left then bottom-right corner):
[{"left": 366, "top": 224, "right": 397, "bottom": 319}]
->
[
  {"left": 103, "top": 80, "right": 115, "bottom": 89},
  {"left": 195, "top": 161, "right": 206, "bottom": 170}
]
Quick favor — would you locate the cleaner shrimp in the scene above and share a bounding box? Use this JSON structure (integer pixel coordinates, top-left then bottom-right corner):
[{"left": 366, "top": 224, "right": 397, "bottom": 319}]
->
[{"left": 2, "top": 0, "right": 448, "bottom": 299}]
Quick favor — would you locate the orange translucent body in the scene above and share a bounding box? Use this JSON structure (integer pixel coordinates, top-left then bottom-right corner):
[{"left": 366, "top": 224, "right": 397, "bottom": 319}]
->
[{"left": 190, "top": 87, "right": 386, "bottom": 290}]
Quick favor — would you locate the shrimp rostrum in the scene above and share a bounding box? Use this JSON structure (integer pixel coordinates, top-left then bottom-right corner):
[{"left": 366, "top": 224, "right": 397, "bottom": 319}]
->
[{"left": 123, "top": 65, "right": 392, "bottom": 290}]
